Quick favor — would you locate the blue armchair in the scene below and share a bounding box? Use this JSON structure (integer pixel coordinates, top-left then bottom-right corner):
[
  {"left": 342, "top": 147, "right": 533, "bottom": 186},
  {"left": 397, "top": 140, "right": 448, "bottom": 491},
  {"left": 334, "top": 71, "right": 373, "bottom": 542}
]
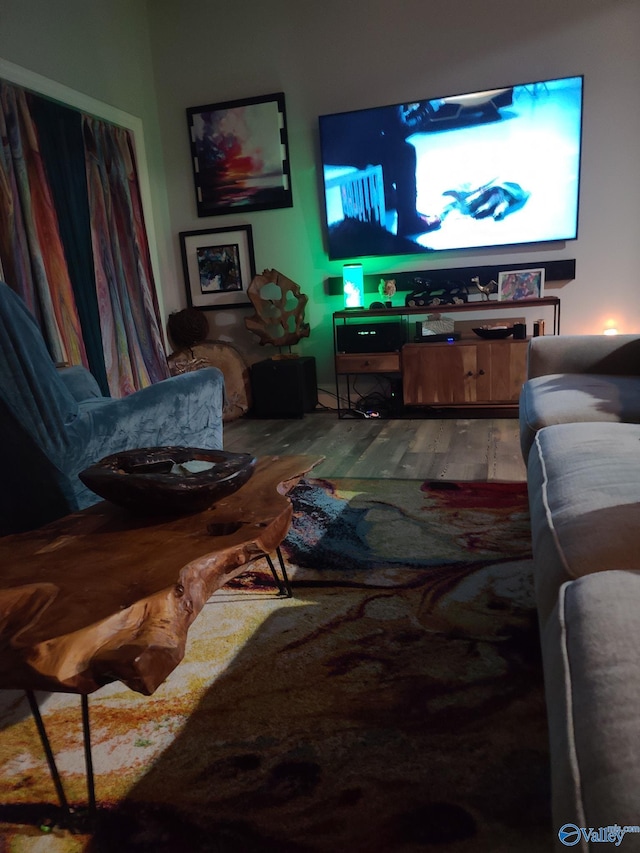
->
[{"left": 0, "top": 282, "right": 225, "bottom": 535}]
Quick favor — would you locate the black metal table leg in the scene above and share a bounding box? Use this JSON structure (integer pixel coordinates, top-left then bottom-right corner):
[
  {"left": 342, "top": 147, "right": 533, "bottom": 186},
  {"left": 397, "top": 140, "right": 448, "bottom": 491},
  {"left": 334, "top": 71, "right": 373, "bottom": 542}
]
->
[
  {"left": 275, "top": 545, "right": 293, "bottom": 597},
  {"left": 26, "top": 690, "right": 73, "bottom": 822},
  {"left": 26, "top": 690, "right": 97, "bottom": 829},
  {"left": 81, "top": 694, "right": 97, "bottom": 819},
  {"left": 265, "top": 546, "right": 293, "bottom": 598}
]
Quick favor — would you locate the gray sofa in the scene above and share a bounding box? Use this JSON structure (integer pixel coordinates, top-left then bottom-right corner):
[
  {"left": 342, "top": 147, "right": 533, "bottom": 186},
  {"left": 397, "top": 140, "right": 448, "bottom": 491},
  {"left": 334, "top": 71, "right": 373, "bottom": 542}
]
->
[{"left": 520, "top": 335, "right": 640, "bottom": 851}]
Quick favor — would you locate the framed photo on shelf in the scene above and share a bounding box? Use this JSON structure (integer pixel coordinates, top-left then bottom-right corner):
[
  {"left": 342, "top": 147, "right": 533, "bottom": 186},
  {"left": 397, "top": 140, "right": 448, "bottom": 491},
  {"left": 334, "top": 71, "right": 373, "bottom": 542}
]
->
[
  {"left": 186, "top": 92, "right": 293, "bottom": 217},
  {"left": 497, "top": 268, "right": 545, "bottom": 301},
  {"left": 179, "top": 225, "right": 256, "bottom": 310}
]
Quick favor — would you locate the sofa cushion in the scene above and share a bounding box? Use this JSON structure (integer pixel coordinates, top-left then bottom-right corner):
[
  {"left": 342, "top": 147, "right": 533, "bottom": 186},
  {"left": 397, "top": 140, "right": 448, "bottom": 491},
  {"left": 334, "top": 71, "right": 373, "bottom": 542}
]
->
[
  {"left": 542, "top": 571, "right": 640, "bottom": 848},
  {"left": 519, "top": 373, "right": 640, "bottom": 459},
  {"left": 528, "top": 421, "right": 640, "bottom": 626}
]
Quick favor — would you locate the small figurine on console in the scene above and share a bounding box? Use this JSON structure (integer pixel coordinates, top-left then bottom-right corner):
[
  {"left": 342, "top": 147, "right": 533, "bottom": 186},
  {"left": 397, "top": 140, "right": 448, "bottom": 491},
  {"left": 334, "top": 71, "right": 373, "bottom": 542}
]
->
[
  {"left": 378, "top": 278, "right": 397, "bottom": 307},
  {"left": 470, "top": 276, "right": 498, "bottom": 301}
]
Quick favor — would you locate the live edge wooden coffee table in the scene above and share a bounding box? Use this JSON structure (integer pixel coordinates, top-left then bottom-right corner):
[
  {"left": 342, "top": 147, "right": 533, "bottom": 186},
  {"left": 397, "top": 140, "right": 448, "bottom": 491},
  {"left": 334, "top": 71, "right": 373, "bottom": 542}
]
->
[{"left": 0, "top": 454, "right": 321, "bottom": 825}]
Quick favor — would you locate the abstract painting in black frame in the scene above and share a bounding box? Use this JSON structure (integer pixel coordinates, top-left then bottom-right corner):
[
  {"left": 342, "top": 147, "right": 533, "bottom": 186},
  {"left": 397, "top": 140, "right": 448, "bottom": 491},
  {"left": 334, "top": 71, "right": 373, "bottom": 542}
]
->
[
  {"left": 179, "top": 224, "right": 256, "bottom": 310},
  {"left": 187, "top": 92, "right": 293, "bottom": 217}
]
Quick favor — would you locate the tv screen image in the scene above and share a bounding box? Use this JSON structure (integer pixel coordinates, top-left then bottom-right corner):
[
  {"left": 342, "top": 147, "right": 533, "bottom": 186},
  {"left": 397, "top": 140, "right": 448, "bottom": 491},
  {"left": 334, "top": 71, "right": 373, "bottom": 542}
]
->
[{"left": 319, "top": 75, "right": 583, "bottom": 261}]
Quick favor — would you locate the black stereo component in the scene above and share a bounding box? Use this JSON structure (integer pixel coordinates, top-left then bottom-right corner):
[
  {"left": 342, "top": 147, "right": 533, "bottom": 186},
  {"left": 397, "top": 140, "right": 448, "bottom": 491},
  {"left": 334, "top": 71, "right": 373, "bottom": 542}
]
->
[
  {"left": 336, "top": 321, "right": 405, "bottom": 354},
  {"left": 250, "top": 356, "right": 318, "bottom": 418}
]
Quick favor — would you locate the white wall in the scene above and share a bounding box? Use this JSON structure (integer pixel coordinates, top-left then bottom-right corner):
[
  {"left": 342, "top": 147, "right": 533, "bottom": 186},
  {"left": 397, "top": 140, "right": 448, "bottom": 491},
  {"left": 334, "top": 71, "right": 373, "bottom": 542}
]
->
[
  {"left": 147, "top": 0, "right": 640, "bottom": 389},
  {"left": 1, "top": 0, "right": 639, "bottom": 392}
]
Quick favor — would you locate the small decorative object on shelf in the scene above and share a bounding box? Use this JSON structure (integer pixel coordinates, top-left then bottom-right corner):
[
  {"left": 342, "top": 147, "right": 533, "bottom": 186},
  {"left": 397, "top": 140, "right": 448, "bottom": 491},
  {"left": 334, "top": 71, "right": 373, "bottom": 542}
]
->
[
  {"left": 378, "top": 278, "right": 397, "bottom": 308},
  {"left": 497, "top": 268, "right": 545, "bottom": 301},
  {"left": 472, "top": 325, "right": 515, "bottom": 340},
  {"left": 470, "top": 276, "right": 498, "bottom": 301},
  {"left": 417, "top": 316, "right": 455, "bottom": 338},
  {"left": 405, "top": 278, "right": 469, "bottom": 307}
]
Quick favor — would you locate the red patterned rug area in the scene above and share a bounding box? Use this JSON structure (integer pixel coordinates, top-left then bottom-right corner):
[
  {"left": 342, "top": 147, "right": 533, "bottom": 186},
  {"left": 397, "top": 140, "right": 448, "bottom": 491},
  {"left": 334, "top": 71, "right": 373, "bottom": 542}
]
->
[{"left": 0, "top": 479, "right": 552, "bottom": 852}]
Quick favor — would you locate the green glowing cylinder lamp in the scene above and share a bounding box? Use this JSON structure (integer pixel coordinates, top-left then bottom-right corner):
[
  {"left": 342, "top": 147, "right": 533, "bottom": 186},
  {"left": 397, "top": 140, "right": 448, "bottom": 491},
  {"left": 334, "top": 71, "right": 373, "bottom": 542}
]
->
[{"left": 342, "top": 264, "right": 364, "bottom": 308}]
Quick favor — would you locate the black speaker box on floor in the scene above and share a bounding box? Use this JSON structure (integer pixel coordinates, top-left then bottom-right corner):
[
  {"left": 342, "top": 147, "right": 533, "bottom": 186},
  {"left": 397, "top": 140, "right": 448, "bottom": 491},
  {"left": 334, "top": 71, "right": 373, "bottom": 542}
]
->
[{"left": 250, "top": 356, "right": 318, "bottom": 418}]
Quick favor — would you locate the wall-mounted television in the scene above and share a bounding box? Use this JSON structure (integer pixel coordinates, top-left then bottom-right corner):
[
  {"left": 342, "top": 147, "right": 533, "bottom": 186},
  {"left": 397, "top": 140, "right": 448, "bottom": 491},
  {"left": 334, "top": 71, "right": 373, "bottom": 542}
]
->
[{"left": 318, "top": 75, "right": 583, "bottom": 261}]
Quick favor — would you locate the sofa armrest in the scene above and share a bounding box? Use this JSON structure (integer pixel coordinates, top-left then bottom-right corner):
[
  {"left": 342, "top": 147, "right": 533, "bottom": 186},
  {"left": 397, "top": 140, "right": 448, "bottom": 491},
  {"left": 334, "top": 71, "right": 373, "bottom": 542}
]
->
[
  {"left": 542, "top": 571, "right": 640, "bottom": 843},
  {"left": 527, "top": 334, "right": 640, "bottom": 379},
  {"left": 57, "top": 365, "right": 104, "bottom": 401}
]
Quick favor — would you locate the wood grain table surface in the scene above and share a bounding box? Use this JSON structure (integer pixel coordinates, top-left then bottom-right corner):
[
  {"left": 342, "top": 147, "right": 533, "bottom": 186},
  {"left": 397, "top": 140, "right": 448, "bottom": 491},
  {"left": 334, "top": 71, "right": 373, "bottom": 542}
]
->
[{"left": 0, "top": 455, "right": 321, "bottom": 696}]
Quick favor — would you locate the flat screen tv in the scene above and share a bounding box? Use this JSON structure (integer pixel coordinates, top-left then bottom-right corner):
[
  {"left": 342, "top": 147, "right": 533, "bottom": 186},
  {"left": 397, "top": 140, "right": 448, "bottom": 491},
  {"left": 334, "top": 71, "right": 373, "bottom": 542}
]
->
[{"left": 318, "top": 75, "right": 583, "bottom": 261}]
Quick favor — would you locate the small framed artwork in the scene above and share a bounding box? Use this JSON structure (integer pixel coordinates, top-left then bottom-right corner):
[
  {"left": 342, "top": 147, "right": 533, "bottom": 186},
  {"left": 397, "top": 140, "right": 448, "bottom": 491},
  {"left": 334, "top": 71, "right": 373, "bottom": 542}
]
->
[
  {"left": 179, "top": 224, "right": 256, "bottom": 310},
  {"left": 497, "top": 268, "right": 545, "bottom": 301},
  {"left": 187, "top": 92, "right": 293, "bottom": 217}
]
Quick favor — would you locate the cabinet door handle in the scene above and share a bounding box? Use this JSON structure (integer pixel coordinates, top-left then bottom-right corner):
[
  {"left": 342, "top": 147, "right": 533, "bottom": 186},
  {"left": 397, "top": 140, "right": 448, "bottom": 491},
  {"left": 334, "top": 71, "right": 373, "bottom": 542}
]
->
[
  {"left": 478, "top": 369, "right": 485, "bottom": 376},
  {"left": 466, "top": 371, "right": 473, "bottom": 377}
]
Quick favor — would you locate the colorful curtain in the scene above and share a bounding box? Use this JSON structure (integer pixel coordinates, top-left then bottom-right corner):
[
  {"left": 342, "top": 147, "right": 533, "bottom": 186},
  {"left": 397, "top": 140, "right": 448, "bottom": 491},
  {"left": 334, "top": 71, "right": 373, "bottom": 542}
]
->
[
  {"left": 0, "top": 80, "right": 170, "bottom": 397},
  {"left": 84, "top": 118, "right": 169, "bottom": 396},
  {"left": 0, "top": 83, "right": 87, "bottom": 367},
  {"left": 29, "top": 95, "right": 110, "bottom": 395}
]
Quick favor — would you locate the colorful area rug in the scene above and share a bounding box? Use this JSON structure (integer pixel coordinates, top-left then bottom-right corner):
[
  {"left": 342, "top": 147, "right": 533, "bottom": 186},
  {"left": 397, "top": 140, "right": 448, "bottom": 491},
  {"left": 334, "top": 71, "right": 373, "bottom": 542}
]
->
[{"left": 0, "top": 478, "right": 552, "bottom": 852}]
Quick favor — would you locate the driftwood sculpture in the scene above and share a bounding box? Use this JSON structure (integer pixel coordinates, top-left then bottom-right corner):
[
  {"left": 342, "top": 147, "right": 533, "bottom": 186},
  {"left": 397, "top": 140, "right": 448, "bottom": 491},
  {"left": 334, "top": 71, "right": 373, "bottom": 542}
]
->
[{"left": 244, "top": 269, "right": 310, "bottom": 348}]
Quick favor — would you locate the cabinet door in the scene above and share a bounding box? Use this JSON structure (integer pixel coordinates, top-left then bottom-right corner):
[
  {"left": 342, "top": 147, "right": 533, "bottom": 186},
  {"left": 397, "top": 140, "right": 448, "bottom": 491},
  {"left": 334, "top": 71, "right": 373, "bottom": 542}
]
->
[
  {"left": 484, "top": 340, "right": 528, "bottom": 402},
  {"left": 402, "top": 340, "right": 528, "bottom": 406},
  {"left": 402, "top": 343, "right": 482, "bottom": 405}
]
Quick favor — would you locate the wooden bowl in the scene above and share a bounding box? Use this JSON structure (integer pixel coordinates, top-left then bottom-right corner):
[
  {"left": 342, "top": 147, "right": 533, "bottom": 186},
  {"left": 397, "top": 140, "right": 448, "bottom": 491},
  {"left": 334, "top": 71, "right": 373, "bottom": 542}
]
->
[
  {"left": 80, "top": 447, "right": 257, "bottom": 515},
  {"left": 472, "top": 325, "right": 514, "bottom": 340}
]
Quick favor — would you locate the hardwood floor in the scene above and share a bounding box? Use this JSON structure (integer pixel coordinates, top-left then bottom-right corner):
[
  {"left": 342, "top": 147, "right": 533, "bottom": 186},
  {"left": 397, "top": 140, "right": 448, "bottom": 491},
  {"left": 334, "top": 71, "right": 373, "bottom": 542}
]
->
[{"left": 223, "top": 411, "right": 527, "bottom": 481}]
